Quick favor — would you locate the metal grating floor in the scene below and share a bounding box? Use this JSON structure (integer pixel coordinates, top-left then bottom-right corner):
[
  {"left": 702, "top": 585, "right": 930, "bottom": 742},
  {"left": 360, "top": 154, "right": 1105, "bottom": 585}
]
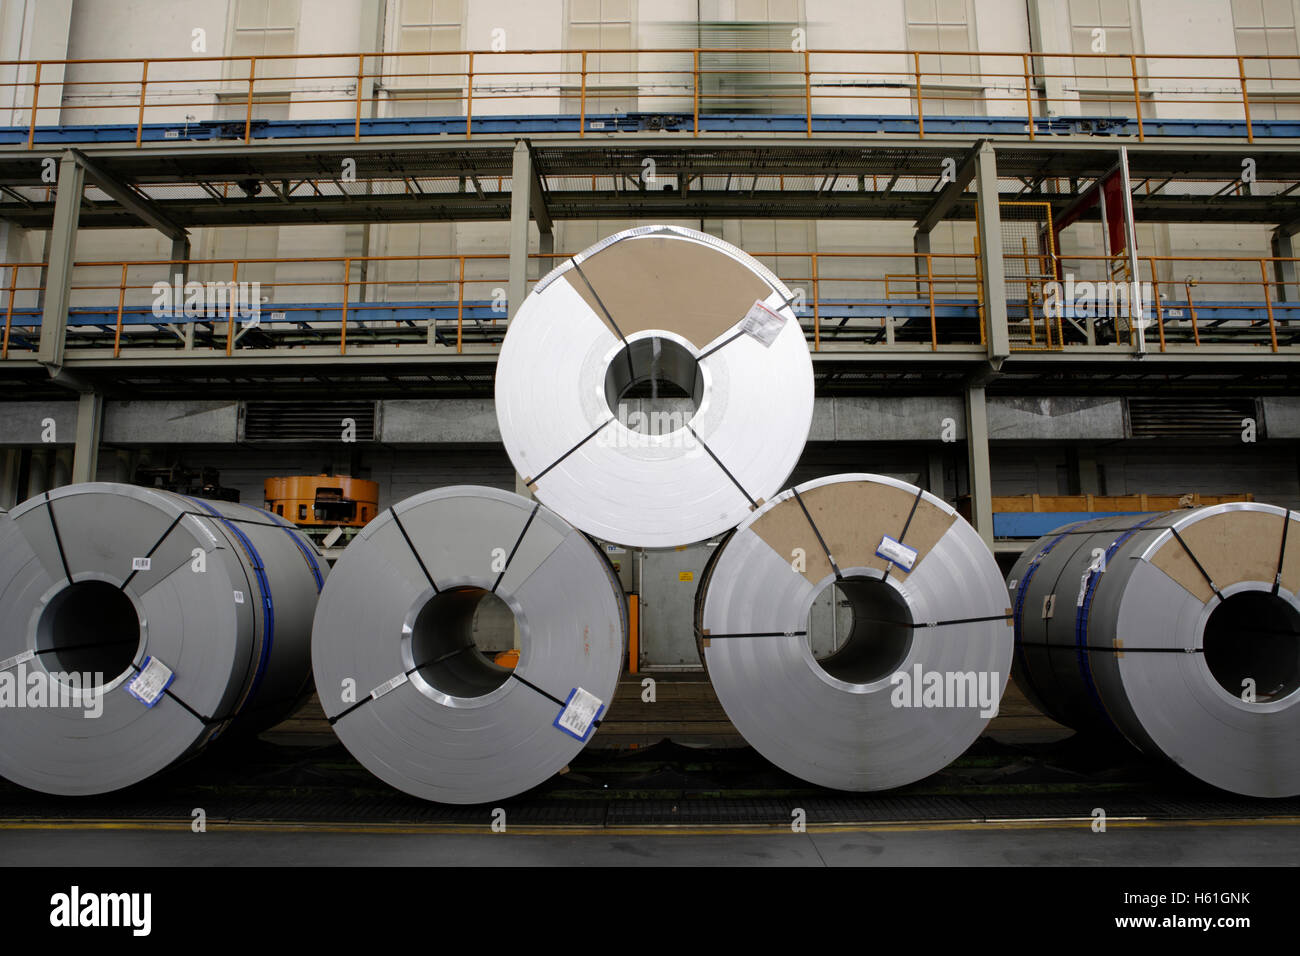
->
[{"left": 1, "top": 735, "right": 1296, "bottom": 830}]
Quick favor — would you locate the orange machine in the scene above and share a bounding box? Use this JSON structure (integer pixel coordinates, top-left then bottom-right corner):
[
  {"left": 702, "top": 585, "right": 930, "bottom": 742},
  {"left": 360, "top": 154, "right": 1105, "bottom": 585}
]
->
[{"left": 264, "top": 475, "right": 380, "bottom": 529}]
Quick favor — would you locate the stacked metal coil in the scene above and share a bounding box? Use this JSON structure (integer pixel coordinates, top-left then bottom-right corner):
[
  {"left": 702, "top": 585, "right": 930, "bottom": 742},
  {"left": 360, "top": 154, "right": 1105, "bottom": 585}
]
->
[
  {"left": 696, "top": 473, "right": 1013, "bottom": 791},
  {"left": 495, "top": 225, "right": 814, "bottom": 548},
  {"left": 1008, "top": 504, "right": 1300, "bottom": 797},
  {"left": 0, "top": 482, "right": 324, "bottom": 795}
]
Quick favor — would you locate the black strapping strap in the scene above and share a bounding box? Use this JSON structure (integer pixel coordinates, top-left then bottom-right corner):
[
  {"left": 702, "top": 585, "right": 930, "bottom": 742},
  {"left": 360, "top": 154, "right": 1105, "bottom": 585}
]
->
[
  {"left": 508, "top": 670, "right": 567, "bottom": 708},
  {"left": 528, "top": 417, "right": 614, "bottom": 487},
  {"left": 492, "top": 502, "right": 541, "bottom": 593},
  {"left": 687, "top": 425, "right": 759, "bottom": 509},
  {"left": 1017, "top": 641, "right": 1202, "bottom": 654},
  {"left": 570, "top": 258, "right": 636, "bottom": 384},
  {"left": 883, "top": 486, "right": 925, "bottom": 581},
  {"left": 569, "top": 259, "right": 629, "bottom": 346},
  {"left": 701, "top": 630, "right": 807, "bottom": 639},
  {"left": 1170, "top": 526, "right": 1224, "bottom": 602},
  {"left": 697, "top": 329, "right": 746, "bottom": 362},
  {"left": 44, "top": 492, "right": 73, "bottom": 586},
  {"left": 389, "top": 506, "right": 439, "bottom": 595},
  {"left": 1274, "top": 509, "right": 1292, "bottom": 596},
  {"left": 508, "top": 671, "right": 603, "bottom": 728},
  {"left": 790, "top": 486, "right": 841, "bottom": 580},
  {"left": 120, "top": 512, "right": 185, "bottom": 591}
]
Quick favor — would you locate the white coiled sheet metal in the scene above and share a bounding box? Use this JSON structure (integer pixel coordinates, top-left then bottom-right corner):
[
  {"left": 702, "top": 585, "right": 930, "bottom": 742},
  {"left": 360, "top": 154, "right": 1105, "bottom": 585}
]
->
[
  {"left": 696, "top": 474, "right": 1012, "bottom": 791},
  {"left": 0, "top": 483, "right": 324, "bottom": 795},
  {"left": 312, "top": 486, "right": 626, "bottom": 804},
  {"left": 1009, "top": 503, "right": 1300, "bottom": 797},
  {"left": 495, "top": 225, "right": 814, "bottom": 548}
]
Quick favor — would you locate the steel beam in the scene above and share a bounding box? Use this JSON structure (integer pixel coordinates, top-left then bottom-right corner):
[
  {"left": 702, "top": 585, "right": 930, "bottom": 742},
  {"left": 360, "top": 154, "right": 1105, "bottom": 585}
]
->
[
  {"left": 70, "top": 149, "right": 187, "bottom": 241},
  {"left": 964, "top": 384, "right": 994, "bottom": 548},
  {"left": 915, "top": 142, "right": 982, "bottom": 234},
  {"left": 974, "top": 142, "right": 1009, "bottom": 362},
  {"left": 508, "top": 140, "right": 532, "bottom": 320},
  {"left": 71, "top": 390, "right": 103, "bottom": 484},
  {"left": 37, "top": 151, "right": 85, "bottom": 371}
]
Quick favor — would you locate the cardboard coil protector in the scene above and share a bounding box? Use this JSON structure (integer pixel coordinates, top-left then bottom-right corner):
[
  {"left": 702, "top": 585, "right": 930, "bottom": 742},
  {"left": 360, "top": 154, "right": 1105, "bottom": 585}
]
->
[
  {"left": 696, "top": 474, "right": 1012, "bottom": 791},
  {"left": 495, "top": 225, "right": 814, "bottom": 548},
  {"left": 1009, "top": 504, "right": 1300, "bottom": 797},
  {"left": 311, "top": 486, "right": 626, "bottom": 804},
  {"left": 0, "top": 483, "right": 325, "bottom": 795}
]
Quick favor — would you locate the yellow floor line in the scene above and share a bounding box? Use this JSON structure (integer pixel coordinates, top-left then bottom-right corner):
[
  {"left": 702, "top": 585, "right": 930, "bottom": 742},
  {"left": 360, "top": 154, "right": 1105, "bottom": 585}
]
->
[{"left": 0, "top": 816, "right": 1296, "bottom": 837}]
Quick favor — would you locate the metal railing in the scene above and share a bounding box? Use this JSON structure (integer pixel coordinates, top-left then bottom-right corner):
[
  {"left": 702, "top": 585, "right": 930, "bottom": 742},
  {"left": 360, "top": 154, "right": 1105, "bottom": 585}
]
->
[
  {"left": 3, "top": 249, "right": 1295, "bottom": 361},
  {"left": 2, "top": 47, "right": 1298, "bottom": 147}
]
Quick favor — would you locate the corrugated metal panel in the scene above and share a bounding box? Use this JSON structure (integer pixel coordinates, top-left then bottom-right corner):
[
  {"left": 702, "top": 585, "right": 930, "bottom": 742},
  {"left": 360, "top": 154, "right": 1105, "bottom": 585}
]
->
[
  {"left": 242, "top": 401, "right": 378, "bottom": 443},
  {"left": 1127, "top": 398, "right": 1258, "bottom": 438}
]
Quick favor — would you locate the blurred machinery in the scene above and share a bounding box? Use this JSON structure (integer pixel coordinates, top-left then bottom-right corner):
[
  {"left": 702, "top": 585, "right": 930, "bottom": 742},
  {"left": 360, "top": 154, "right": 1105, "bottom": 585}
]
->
[
  {"left": 134, "top": 463, "right": 240, "bottom": 502},
  {"left": 264, "top": 474, "right": 380, "bottom": 556}
]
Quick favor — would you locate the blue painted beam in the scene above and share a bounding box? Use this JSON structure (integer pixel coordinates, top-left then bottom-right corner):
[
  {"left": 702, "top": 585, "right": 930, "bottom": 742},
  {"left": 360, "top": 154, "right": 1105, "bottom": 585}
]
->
[
  {"left": 3, "top": 112, "right": 1299, "bottom": 146},
  {"left": 995, "top": 510, "right": 1158, "bottom": 538},
  {"left": 3, "top": 297, "right": 1295, "bottom": 329}
]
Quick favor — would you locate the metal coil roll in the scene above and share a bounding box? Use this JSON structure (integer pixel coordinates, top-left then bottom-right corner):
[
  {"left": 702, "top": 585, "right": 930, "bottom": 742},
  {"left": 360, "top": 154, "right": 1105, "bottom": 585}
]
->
[
  {"left": 495, "top": 225, "right": 814, "bottom": 548},
  {"left": 311, "top": 486, "right": 626, "bottom": 804},
  {"left": 0, "top": 482, "right": 324, "bottom": 796},
  {"left": 696, "top": 473, "right": 1012, "bottom": 791},
  {"left": 1008, "top": 503, "right": 1300, "bottom": 797}
]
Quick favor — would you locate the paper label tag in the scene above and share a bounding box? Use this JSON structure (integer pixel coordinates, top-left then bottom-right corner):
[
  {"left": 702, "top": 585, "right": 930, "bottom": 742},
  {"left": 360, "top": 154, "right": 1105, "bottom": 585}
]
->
[
  {"left": 0, "top": 648, "right": 35, "bottom": 673},
  {"left": 740, "top": 300, "right": 786, "bottom": 347},
  {"left": 876, "top": 535, "right": 918, "bottom": 571},
  {"left": 1076, "top": 571, "right": 1092, "bottom": 607},
  {"left": 1007, "top": 578, "right": 1018, "bottom": 591},
  {"left": 125, "top": 656, "right": 175, "bottom": 708},
  {"left": 132, "top": 557, "right": 152, "bottom": 571},
  {"left": 370, "top": 672, "right": 409, "bottom": 701},
  {"left": 554, "top": 687, "right": 604, "bottom": 742},
  {"left": 678, "top": 571, "right": 694, "bottom": 582},
  {"left": 233, "top": 590, "right": 245, "bottom": 604}
]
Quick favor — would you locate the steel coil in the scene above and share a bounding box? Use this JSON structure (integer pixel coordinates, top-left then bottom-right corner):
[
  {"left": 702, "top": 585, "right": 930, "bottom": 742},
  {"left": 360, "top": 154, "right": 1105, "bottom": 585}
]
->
[
  {"left": 312, "top": 486, "right": 626, "bottom": 804},
  {"left": 1009, "top": 503, "right": 1300, "bottom": 797},
  {"left": 0, "top": 482, "right": 324, "bottom": 795},
  {"left": 696, "top": 473, "right": 1012, "bottom": 791},
  {"left": 495, "top": 225, "right": 814, "bottom": 548}
]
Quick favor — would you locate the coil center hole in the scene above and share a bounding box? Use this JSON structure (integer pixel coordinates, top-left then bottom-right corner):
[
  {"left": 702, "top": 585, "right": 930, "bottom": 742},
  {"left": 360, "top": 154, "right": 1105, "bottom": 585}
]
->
[
  {"left": 36, "top": 580, "right": 141, "bottom": 686},
  {"left": 808, "top": 576, "right": 914, "bottom": 685},
  {"left": 1203, "top": 591, "right": 1300, "bottom": 702},
  {"left": 410, "top": 587, "right": 517, "bottom": 699},
  {"left": 604, "top": 337, "right": 703, "bottom": 435}
]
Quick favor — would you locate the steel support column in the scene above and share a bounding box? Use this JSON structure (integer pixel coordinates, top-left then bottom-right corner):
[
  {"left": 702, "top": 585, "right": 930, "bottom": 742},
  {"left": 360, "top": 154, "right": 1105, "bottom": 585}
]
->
[
  {"left": 974, "top": 142, "right": 1009, "bottom": 362},
  {"left": 71, "top": 390, "right": 102, "bottom": 484},
  {"left": 508, "top": 139, "right": 532, "bottom": 321},
  {"left": 37, "top": 151, "right": 85, "bottom": 370},
  {"left": 965, "top": 384, "right": 994, "bottom": 548}
]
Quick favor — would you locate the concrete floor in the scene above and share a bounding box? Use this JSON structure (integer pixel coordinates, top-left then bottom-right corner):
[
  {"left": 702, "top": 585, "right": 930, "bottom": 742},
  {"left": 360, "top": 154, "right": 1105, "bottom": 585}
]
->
[{"left": 2, "top": 822, "right": 1295, "bottom": 866}]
